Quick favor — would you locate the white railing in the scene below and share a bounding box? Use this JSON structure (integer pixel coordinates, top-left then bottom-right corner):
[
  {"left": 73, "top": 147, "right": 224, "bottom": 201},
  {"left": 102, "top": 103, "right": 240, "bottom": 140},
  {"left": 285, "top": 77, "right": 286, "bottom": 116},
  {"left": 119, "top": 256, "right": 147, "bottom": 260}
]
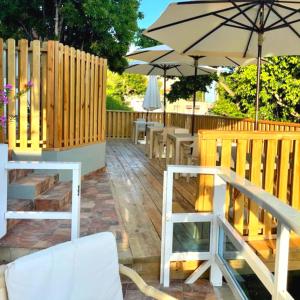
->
[
  {"left": 161, "top": 165, "right": 300, "bottom": 300},
  {"left": 0, "top": 144, "right": 81, "bottom": 240}
]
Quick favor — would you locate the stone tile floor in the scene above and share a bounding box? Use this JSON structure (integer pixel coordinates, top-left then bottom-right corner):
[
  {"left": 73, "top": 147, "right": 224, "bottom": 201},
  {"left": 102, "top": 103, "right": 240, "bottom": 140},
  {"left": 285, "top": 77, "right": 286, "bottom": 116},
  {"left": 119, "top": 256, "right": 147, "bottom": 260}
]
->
[
  {"left": 0, "top": 170, "right": 128, "bottom": 257},
  {"left": 122, "top": 279, "right": 233, "bottom": 300}
]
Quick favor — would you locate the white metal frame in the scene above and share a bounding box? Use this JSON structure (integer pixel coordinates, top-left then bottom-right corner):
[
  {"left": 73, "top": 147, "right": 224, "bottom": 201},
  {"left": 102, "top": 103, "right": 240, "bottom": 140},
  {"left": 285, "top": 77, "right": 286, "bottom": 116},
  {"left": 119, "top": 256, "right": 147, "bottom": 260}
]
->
[
  {"left": 161, "top": 165, "right": 300, "bottom": 300},
  {"left": 0, "top": 144, "right": 81, "bottom": 241}
]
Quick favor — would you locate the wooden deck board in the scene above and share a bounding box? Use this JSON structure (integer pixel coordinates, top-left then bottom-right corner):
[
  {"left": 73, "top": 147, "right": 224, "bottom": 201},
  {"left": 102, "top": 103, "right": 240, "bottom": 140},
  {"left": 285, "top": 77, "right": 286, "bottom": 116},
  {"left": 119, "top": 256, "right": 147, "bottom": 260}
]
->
[{"left": 106, "top": 139, "right": 199, "bottom": 263}]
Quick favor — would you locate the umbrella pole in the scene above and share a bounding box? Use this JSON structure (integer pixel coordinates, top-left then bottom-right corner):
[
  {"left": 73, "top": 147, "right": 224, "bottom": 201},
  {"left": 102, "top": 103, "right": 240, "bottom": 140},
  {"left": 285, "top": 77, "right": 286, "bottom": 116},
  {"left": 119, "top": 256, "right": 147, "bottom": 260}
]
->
[
  {"left": 192, "top": 57, "right": 199, "bottom": 136},
  {"left": 254, "top": 5, "right": 264, "bottom": 131},
  {"left": 163, "top": 68, "right": 167, "bottom": 127},
  {"left": 255, "top": 34, "right": 263, "bottom": 131}
]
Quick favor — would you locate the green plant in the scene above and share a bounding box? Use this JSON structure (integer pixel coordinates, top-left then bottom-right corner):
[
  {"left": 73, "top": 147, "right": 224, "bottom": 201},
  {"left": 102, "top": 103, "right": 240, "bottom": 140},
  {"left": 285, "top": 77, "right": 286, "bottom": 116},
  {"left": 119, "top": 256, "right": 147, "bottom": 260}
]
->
[{"left": 106, "top": 95, "right": 132, "bottom": 111}]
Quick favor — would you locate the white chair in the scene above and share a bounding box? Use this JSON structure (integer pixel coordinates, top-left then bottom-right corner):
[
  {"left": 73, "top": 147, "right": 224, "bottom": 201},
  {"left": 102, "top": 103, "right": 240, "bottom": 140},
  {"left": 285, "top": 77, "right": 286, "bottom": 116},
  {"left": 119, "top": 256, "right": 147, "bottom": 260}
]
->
[
  {"left": 0, "top": 233, "right": 176, "bottom": 300},
  {"left": 181, "top": 138, "right": 199, "bottom": 182},
  {"left": 133, "top": 118, "right": 146, "bottom": 144}
]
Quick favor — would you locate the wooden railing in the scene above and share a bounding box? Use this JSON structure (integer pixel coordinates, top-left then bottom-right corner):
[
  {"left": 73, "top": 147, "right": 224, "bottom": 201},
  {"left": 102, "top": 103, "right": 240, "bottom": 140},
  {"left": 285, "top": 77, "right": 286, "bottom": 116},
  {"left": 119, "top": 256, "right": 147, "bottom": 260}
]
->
[
  {"left": 0, "top": 38, "right": 107, "bottom": 150},
  {"left": 197, "top": 130, "right": 300, "bottom": 240},
  {"left": 106, "top": 110, "right": 300, "bottom": 138}
]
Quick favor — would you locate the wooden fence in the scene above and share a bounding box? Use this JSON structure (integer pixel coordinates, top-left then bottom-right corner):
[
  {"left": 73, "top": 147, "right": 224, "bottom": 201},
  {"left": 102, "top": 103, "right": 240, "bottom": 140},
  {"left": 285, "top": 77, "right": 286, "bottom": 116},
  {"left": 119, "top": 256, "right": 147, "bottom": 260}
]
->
[
  {"left": 197, "top": 130, "right": 300, "bottom": 240},
  {"left": 106, "top": 110, "right": 300, "bottom": 138},
  {"left": 0, "top": 38, "right": 107, "bottom": 150}
]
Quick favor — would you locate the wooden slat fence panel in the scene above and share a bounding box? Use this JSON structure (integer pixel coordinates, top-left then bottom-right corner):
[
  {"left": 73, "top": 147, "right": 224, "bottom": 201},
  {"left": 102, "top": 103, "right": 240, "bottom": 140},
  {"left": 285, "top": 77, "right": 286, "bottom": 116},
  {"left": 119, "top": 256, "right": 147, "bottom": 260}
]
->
[
  {"left": 197, "top": 130, "right": 300, "bottom": 240},
  {"left": 0, "top": 38, "right": 107, "bottom": 150}
]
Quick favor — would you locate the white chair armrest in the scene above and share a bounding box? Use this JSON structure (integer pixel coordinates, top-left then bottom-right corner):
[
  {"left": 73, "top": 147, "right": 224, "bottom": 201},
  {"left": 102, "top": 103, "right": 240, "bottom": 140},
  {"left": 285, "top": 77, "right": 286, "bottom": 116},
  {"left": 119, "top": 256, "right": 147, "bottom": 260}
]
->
[{"left": 119, "top": 264, "right": 177, "bottom": 300}]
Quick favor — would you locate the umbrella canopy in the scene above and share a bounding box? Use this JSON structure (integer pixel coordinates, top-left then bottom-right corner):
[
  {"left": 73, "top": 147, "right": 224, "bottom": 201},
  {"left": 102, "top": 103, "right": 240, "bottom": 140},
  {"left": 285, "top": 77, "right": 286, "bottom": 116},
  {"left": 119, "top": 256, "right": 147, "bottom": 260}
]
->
[
  {"left": 143, "top": 75, "right": 161, "bottom": 112},
  {"left": 125, "top": 60, "right": 216, "bottom": 129},
  {"left": 125, "top": 60, "right": 216, "bottom": 77},
  {"left": 144, "top": 0, "right": 300, "bottom": 129},
  {"left": 127, "top": 44, "right": 257, "bottom": 67}
]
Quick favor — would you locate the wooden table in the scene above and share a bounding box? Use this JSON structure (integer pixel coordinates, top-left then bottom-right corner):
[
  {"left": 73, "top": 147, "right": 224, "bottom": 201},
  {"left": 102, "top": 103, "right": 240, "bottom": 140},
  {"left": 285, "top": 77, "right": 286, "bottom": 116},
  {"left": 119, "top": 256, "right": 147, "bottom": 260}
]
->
[
  {"left": 146, "top": 126, "right": 163, "bottom": 159},
  {"left": 132, "top": 121, "right": 156, "bottom": 144},
  {"left": 166, "top": 133, "right": 196, "bottom": 178}
]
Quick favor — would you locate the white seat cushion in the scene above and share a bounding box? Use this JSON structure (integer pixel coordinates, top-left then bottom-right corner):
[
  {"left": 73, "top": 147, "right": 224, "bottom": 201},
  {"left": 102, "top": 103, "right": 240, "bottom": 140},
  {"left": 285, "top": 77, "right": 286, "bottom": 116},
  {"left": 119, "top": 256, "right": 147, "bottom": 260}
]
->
[{"left": 5, "top": 232, "right": 123, "bottom": 300}]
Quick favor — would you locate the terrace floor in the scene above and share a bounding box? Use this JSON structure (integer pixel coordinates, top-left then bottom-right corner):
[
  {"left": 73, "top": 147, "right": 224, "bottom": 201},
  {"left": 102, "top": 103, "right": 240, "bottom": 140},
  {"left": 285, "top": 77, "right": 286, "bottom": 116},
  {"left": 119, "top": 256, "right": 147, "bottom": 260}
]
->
[{"left": 0, "top": 139, "right": 235, "bottom": 299}]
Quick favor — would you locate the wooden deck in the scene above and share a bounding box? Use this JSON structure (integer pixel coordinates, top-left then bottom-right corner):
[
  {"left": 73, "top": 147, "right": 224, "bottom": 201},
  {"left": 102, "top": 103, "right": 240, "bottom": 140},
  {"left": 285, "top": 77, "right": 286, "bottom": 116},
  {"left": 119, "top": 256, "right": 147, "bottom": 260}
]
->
[{"left": 107, "top": 139, "right": 206, "bottom": 278}]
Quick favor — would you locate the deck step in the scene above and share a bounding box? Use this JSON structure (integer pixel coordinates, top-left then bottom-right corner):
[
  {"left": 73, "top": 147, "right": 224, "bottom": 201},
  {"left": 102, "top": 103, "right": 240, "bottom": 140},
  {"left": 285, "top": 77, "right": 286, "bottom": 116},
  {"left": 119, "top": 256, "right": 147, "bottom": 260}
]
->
[
  {"left": 35, "top": 182, "right": 72, "bottom": 211},
  {"left": 7, "top": 199, "right": 34, "bottom": 231},
  {"left": 8, "top": 173, "right": 59, "bottom": 200}
]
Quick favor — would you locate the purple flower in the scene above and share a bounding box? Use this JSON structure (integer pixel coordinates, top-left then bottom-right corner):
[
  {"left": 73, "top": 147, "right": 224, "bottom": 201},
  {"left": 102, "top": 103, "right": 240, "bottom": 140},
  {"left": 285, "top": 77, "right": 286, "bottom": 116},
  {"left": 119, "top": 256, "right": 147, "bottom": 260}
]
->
[
  {"left": 1, "top": 95, "right": 9, "bottom": 104},
  {"left": 4, "top": 84, "right": 13, "bottom": 90},
  {"left": 26, "top": 81, "right": 33, "bottom": 88},
  {"left": 0, "top": 115, "right": 6, "bottom": 127}
]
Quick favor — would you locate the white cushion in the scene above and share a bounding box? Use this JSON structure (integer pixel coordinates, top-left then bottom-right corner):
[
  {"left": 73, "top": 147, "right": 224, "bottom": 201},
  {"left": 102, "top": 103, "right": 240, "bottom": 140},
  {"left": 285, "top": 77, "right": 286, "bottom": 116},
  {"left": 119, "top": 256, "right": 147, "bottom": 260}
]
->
[{"left": 5, "top": 232, "right": 123, "bottom": 300}]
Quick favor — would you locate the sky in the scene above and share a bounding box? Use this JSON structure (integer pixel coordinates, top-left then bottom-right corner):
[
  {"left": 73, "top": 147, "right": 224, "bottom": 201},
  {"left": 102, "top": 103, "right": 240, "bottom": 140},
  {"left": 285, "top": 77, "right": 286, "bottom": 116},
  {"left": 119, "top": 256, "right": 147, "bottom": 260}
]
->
[
  {"left": 138, "top": 1, "right": 174, "bottom": 29},
  {"left": 137, "top": 0, "right": 216, "bottom": 103}
]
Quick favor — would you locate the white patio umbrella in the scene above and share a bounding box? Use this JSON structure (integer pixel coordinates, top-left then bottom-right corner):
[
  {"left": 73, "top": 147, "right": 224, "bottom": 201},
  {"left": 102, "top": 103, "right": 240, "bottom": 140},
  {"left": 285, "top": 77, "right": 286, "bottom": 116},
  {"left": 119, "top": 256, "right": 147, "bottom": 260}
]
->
[
  {"left": 143, "top": 75, "right": 161, "bottom": 117},
  {"left": 125, "top": 60, "right": 216, "bottom": 128},
  {"left": 127, "top": 44, "right": 257, "bottom": 67},
  {"left": 127, "top": 44, "right": 255, "bottom": 133},
  {"left": 144, "top": 0, "right": 300, "bottom": 129}
]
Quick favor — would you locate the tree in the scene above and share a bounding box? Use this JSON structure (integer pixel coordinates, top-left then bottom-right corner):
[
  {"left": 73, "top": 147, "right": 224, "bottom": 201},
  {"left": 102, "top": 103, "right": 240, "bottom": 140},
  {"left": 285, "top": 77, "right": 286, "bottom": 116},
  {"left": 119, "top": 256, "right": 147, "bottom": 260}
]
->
[
  {"left": 214, "top": 56, "right": 300, "bottom": 122},
  {"left": 0, "top": 0, "right": 142, "bottom": 73},
  {"left": 107, "top": 70, "right": 147, "bottom": 100},
  {"left": 134, "top": 28, "right": 159, "bottom": 48},
  {"left": 167, "top": 74, "right": 217, "bottom": 103}
]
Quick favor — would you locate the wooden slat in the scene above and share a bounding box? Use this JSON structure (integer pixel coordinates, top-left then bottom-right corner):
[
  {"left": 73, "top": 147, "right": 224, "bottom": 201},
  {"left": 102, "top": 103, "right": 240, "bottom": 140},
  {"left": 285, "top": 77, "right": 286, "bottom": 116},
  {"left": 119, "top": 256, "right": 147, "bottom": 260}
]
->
[
  {"left": 80, "top": 51, "right": 85, "bottom": 145},
  {"left": 46, "top": 41, "right": 55, "bottom": 148},
  {"left": 234, "top": 139, "right": 247, "bottom": 235},
  {"left": 263, "top": 139, "right": 277, "bottom": 237},
  {"left": 291, "top": 140, "right": 300, "bottom": 210},
  {"left": 89, "top": 55, "right": 95, "bottom": 142},
  {"left": 98, "top": 59, "right": 103, "bottom": 140},
  {"left": 69, "top": 47, "right": 75, "bottom": 146},
  {"left": 7, "top": 39, "right": 16, "bottom": 148},
  {"left": 278, "top": 139, "right": 291, "bottom": 203},
  {"left": 75, "top": 49, "right": 81, "bottom": 145},
  {"left": 30, "top": 40, "right": 40, "bottom": 150},
  {"left": 85, "top": 53, "right": 90, "bottom": 143},
  {"left": 249, "top": 139, "right": 263, "bottom": 237},
  {"left": 54, "top": 43, "right": 63, "bottom": 148},
  {"left": 196, "top": 138, "right": 216, "bottom": 212},
  {"left": 101, "top": 59, "right": 107, "bottom": 141},
  {"left": 18, "top": 39, "right": 28, "bottom": 149},
  {"left": 220, "top": 139, "right": 232, "bottom": 220},
  {"left": 41, "top": 42, "right": 47, "bottom": 147},
  {"left": 63, "top": 45, "right": 70, "bottom": 147},
  {"left": 93, "top": 57, "right": 99, "bottom": 142}
]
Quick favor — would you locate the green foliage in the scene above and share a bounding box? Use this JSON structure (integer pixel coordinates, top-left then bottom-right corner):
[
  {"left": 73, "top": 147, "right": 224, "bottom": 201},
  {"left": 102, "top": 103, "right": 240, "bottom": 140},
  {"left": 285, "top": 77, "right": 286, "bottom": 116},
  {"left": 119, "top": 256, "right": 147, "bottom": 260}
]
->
[
  {"left": 107, "top": 70, "right": 147, "bottom": 100},
  {"left": 0, "top": 0, "right": 142, "bottom": 73},
  {"left": 106, "top": 95, "right": 132, "bottom": 111},
  {"left": 210, "top": 97, "right": 246, "bottom": 118},
  {"left": 218, "top": 56, "right": 300, "bottom": 122},
  {"left": 167, "top": 74, "right": 217, "bottom": 103},
  {"left": 134, "top": 28, "right": 159, "bottom": 48}
]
